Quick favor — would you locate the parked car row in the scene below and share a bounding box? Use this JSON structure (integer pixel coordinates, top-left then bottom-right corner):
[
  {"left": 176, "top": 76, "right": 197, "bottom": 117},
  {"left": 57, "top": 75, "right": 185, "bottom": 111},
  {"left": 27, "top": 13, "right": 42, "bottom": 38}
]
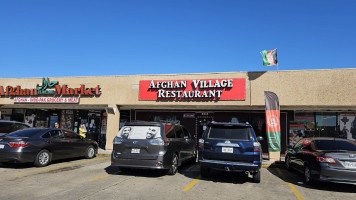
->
[
  {"left": 5, "top": 119, "right": 356, "bottom": 185},
  {"left": 111, "top": 121, "right": 264, "bottom": 183},
  {"left": 0, "top": 120, "right": 264, "bottom": 183}
]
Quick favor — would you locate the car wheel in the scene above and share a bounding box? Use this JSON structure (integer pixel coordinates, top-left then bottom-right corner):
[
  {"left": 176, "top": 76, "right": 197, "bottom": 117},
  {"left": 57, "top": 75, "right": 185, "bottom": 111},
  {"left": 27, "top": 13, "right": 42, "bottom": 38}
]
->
[
  {"left": 200, "top": 167, "right": 210, "bottom": 177},
  {"left": 252, "top": 170, "right": 261, "bottom": 183},
  {"left": 167, "top": 154, "right": 178, "bottom": 175},
  {"left": 84, "top": 145, "right": 96, "bottom": 159},
  {"left": 285, "top": 156, "right": 291, "bottom": 171},
  {"left": 34, "top": 149, "right": 51, "bottom": 167},
  {"left": 304, "top": 165, "right": 313, "bottom": 184}
]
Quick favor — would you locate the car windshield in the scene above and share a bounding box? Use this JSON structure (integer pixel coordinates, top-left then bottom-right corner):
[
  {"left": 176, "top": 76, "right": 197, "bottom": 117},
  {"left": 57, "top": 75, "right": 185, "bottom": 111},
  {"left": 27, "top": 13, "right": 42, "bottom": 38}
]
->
[
  {"left": 117, "top": 126, "right": 161, "bottom": 139},
  {"left": 314, "top": 140, "right": 356, "bottom": 151},
  {"left": 6, "top": 129, "right": 43, "bottom": 138},
  {"left": 208, "top": 126, "right": 251, "bottom": 140}
]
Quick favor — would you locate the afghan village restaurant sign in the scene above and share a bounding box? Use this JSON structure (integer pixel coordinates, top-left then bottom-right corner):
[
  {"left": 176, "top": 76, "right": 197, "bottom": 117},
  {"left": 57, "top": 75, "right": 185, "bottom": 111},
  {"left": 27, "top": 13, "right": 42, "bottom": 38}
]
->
[
  {"left": 0, "top": 78, "right": 101, "bottom": 104},
  {"left": 139, "top": 78, "right": 245, "bottom": 101}
]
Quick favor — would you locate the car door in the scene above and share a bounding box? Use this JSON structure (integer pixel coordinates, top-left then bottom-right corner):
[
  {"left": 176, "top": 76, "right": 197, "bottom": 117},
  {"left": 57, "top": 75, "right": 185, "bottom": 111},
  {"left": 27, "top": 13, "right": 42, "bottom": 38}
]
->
[
  {"left": 63, "top": 130, "right": 88, "bottom": 157},
  {"left": 42, "top": 130, "right": 69, "bottom": 160},
  {"left": 175, "top": 126, "right": 190, "bottom": 161},
  {"left": 183, "top": 127, "right": 196, "bottom": 159},
  {"left": 291, "top": 139, "right": 305, "bottom": 172},
  {"left": 165, "top": 126, "right": 180, "bottom": 159}
]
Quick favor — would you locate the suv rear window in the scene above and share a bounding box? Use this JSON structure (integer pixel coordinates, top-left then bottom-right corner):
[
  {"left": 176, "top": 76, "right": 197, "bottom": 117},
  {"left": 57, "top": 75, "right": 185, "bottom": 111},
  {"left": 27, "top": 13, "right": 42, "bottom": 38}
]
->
[
  {"left": 117, "top": 126, "right": 161, "bottom": 139},
  {"left": 314, "top": 140, "right": 356, "bottom": 151},
  {"left": 208, "top": 126, "right": 251, "bottom": 140}
]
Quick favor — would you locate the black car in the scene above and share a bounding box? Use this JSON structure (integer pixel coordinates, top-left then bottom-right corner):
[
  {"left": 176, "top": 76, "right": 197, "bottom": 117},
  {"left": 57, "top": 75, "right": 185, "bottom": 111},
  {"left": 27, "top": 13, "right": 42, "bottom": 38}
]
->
[
  {"left": 0, "top": 128, "right": 98, "bottom": 167},
  {"left": 0, "top": 120, "right": 30, "bottom": 136},
  {"left": 198, "top": 122, "right": 263, "bottom": 183},
  {"left": 285, "top": 137, "right": 356, "bottom": 184},
  {"left": 111, "top": 121, "right": 196, "bottom": 175}
]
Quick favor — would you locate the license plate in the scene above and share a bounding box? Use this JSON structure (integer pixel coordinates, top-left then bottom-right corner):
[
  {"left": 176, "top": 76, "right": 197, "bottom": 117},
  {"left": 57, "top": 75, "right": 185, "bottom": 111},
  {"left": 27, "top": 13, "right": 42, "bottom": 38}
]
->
[
  {"left": 131, "top": 148, "right": 140, "bottom": 154},
  {"left": 222, "top": 147, "right": 233, "bottom": 153},
  {"left": 0, "top": 144, "right": 4, "bottom": 149},
  {"left": 344, "top": 161, "right": 356, "bottom": 168}
]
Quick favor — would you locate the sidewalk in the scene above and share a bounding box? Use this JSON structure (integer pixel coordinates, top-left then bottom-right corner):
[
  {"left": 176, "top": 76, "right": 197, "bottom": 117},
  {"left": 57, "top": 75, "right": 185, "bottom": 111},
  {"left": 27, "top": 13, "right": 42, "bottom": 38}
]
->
[
  {"left": 262, "top": 154, "right": 285, "bottom": 168},
  {"left": 96, "top": 148, "right": 112, "bottom": 157}
]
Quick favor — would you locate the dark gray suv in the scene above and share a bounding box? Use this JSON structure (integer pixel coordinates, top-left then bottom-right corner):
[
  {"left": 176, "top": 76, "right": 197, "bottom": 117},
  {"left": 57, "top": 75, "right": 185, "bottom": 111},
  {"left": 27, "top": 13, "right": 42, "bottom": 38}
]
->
[
  {"left": 111, "top": 121, "right": 196, "bottom": 175},
  {"left": 198, "top": 122, "right": 263, "bottom": 182}
]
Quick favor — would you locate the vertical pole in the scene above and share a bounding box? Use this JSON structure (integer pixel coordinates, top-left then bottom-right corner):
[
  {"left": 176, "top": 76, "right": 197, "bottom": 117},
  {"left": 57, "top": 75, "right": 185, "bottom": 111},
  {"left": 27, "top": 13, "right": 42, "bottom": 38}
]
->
[{"left": 277, "top": 63, "right": 279, "bottom": 72}]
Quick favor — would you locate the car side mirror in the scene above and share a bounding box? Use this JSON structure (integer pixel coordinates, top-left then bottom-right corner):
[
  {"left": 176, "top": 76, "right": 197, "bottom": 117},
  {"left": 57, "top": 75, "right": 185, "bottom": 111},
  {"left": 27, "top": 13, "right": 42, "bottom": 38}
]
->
[{"left": 257, "top": 136, "right": 264, "bottom": 141}]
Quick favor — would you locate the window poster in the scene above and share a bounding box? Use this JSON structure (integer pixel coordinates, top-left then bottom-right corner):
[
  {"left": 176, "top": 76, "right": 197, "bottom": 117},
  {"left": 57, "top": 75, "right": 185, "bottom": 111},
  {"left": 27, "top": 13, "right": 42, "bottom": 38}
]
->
[
  {"left": 289, "top": 124, "right": 305, "bottom": 146},
  {"left": 289, "top": 112, "right": 316, "bottom": 146},
  {"left": 339, "top": 113, "right": 356, "bottom": 141},
  {"left": 60, "top": 110, "right": 74, "bottom": 130}
]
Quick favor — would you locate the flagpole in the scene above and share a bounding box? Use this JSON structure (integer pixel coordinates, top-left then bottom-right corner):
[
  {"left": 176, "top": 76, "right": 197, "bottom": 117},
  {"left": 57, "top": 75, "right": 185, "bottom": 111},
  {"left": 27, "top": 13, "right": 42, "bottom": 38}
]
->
[
  {"left": 276, "top": 50, "right": 281, "bottom": 162},
  {"left": 277, "top": 63, "right": 279, "bottom": 72}
]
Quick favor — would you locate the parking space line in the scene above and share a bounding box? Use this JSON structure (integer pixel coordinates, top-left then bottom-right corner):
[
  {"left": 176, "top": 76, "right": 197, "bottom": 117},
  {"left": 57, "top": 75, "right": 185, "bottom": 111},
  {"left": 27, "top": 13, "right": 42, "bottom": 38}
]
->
[
  {"left": 90, "top": 174, "right": 112, "bottom": 181},
  {"left": 15, "top": 157, "right": 109, "bottom": 176},
  {"left": 276, "top": 168, "right": 304, "bottom": 200},
  {"left": 183, "top": 176, "right": 201, "bottom": 191},
  {"left": 262, "top": 164, "right": 270, "bottom": 168}
]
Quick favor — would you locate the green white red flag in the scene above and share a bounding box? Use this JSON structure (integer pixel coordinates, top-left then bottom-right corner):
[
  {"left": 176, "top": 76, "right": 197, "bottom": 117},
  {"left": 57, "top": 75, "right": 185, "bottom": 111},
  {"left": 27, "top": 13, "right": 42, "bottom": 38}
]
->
[
  {"left": 264, "top": 91, "right": 281, "bottom": 152},
  {"left": 260, "top": 49, "right": 278, "bottom": 66}
]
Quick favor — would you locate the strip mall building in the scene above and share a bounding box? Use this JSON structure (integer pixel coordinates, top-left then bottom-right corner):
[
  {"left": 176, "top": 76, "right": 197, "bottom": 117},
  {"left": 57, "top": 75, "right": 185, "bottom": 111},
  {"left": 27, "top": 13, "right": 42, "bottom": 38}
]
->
[{"left": 1, "top": 68, "right": 356, "bottom": 157}]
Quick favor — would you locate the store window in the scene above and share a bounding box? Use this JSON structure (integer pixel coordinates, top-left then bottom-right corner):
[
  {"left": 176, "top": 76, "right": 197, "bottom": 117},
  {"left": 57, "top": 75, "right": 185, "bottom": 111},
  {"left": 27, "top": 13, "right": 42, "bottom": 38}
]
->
[
  {"left": 35, "top": 109, "right": 50, "bottom": 128},
  {"left": 316, "top": 112, "right": 337, "bottom": 137},
  {"left": 25, "top": 109, "right": 36, "bottom": 127},
  {"left": 12, "top": 109, "right": 25, "bottom": 122},
  {"left": 152, "top": 115, "right": 181, "bottom": 124},
  {"left": 289, "top": 112, "right": 315, "bottom": 146}
]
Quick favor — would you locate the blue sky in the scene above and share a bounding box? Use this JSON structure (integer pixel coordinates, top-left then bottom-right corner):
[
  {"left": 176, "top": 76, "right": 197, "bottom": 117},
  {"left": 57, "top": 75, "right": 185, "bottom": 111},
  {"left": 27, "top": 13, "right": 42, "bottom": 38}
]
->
[{"left": 1, "top": 0, "right": 355, "bottom": 78}]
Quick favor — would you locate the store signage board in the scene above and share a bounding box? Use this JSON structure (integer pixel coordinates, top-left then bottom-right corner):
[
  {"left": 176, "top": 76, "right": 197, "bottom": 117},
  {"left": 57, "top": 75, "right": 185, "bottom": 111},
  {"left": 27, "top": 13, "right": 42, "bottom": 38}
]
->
[
  {"left": 0, "top": 78, "right": 101, "bottom": 104},
  {"left": 139, "top": 78, "right": 245, "bottom": 101},
  {"left": 14, "top": 97, "right": 79, "bottom": 104}
]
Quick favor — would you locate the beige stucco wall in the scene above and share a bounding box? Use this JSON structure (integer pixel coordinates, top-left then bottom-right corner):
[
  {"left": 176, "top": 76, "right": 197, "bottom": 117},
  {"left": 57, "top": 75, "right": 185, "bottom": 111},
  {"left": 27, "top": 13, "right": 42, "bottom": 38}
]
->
[
  {"left": 2, "top": 68, "right": 356, "bottom": 109},
  {"left": 1, "top": 68, "right": 356, "bottom": 149}
]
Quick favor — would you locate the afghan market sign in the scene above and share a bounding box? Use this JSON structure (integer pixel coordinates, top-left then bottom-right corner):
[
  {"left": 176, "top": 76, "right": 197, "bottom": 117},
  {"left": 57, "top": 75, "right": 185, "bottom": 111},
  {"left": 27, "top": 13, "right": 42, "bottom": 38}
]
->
[
  {"left": 0, "top": 78, "right": 101, "bottom": 104},
  {"left": 139, "top": 78, "right": 245, "bottom": 101}
]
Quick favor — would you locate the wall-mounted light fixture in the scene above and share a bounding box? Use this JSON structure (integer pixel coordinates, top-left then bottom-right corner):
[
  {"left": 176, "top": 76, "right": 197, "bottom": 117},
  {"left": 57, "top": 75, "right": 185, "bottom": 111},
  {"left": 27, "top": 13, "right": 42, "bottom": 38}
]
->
[{"left": 105, "top": 107, "right": 116, "bottom": 115}]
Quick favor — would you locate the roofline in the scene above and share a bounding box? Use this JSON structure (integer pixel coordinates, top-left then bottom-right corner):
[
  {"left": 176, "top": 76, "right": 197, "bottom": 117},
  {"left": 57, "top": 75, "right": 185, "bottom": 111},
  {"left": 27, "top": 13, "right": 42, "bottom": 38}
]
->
[{"left": 1, "top": 68, "right": 356, "bottom": 79}]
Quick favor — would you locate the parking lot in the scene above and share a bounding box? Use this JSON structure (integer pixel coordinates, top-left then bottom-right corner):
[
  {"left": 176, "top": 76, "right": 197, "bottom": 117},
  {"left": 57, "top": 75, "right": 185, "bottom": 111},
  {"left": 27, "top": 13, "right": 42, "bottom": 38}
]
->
[{"left": 0, "top": 155, "right": 355, "bottom": 200}]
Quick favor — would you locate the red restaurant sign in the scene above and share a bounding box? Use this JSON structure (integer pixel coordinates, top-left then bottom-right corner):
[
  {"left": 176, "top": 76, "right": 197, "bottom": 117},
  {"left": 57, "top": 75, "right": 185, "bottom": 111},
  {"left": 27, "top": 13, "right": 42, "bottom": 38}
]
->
[{"left": 139, "top": 78, "right": 245, "bottom": 101}]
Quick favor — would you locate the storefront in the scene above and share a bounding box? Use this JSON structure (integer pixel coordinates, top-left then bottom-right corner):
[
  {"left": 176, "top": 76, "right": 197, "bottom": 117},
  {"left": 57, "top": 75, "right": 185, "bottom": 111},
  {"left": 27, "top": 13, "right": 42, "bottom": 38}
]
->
[
  {"left": 1, "top": 68, "right": 356, "bottom": 158},
  {"left": 0, "top": 78, "right": 107, "bottom": 148}
]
